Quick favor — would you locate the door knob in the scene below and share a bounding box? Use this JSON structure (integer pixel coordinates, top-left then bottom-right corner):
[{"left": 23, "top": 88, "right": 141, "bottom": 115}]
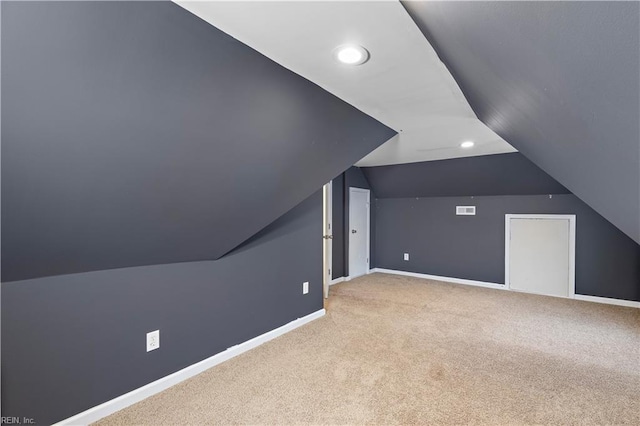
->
[
  {"left": 352, "top": 229, "right": 357, "bottom": 234},
  {"left": 323, "top": 235, "right": 333, "bottom": 239}
]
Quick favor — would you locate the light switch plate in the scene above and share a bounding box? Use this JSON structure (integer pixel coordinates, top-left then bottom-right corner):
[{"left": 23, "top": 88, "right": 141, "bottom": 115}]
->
[
  {"left": 303, "top": 281, "right": 309, "bottom": 294},
  {"left": 404, "top": 253, "right": 409, "bottom": 261}
]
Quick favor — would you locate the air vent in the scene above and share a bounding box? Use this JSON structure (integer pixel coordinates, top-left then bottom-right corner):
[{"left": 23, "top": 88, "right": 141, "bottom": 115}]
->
[{"left": 456, "top": 206, "right": 476, "bottom": 216}]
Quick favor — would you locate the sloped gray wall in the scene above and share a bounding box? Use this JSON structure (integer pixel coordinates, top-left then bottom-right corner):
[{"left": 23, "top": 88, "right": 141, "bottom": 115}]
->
[
  {"left": 363, "top": 153, "right": 569, "bottom": 198},
  {"left": 2, "top": 192, "right": 323, "bottom": 425},
  {"left": 1, "top": 1, "right": 395, "bottom": 282},
  {"left": 403, "top": 1, "right": 640, "bottom": 244}
]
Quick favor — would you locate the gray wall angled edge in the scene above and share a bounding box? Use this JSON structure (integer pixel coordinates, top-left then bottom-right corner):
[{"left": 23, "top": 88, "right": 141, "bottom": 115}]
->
[
  {"left": 402, "top": 1, "right": 640, "bottom": 243},
  {"left": 362, "top": 153, "right": 569, "bottom": 198},
  {"left": 1, "top": 1, "right": 395, "bottom": 282}
]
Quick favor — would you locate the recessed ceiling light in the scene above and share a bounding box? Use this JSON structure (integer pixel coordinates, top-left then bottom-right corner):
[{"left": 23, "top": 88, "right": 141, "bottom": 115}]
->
[
  {"left": 460, "top": 141, "right": 475, "bottom": 149},
  {"left": 333, "top": 44, "right": 370, "bottom": 66}
]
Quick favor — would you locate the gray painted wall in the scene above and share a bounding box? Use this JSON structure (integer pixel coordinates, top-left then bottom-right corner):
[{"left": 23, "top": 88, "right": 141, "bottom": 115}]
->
[
  {"left": 2, "top": 191, "right": 323, "bottom": 425},
  {"left": 375, "top": 194, "right": 640, "bottom": 302},
  {"left": 402, "top": 1, "right": 640, "bottom": 244},
  {"left": 1, "top": 1, "right": 395, "bottom": 282},
  {"left": 363, "top": 153, "right": 569, "bottom": 198}
]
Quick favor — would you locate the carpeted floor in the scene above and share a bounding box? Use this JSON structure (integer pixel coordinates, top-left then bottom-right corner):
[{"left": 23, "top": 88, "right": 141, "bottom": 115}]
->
[{"left": 96, "top": 273, "right": 640, "bottom": 425}]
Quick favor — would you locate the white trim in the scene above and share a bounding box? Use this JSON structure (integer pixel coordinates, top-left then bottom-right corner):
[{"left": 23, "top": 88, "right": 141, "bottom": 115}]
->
[
  {"left": 337, "top": 270, "right": 374, "bottom": 284},
  {"left": 573, "top": 294, "right": 640, "bottom": 309},
  {"left": 371, "top": 268, "right": 505, "bottom": 290},
  {"left": 369, "top": 270, "right": 639, "bottom": 310},
  {"left": 505, "top": 214, "right": 576, "bottom": 298},
  {"left": 348, "top": 187, "right": 370, "bottom": 279},
  {"left": 323, "top": 181, "right": 333, "bottom": 299},
  {"left": 347, "top": 273, "right": 367, "bottom": 280},
  {"left": 329, "top": 277, "right": 345, "bottom": 286},
  {"left": 54, "top": 309, "right": 326, "bottom": 426}
]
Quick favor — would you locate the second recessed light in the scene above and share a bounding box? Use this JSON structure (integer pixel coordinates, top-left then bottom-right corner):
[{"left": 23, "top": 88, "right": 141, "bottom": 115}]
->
[
  {"left": 333, "top": 44, "right": 370, "bottom": 66},
  {"left": 460, "top": 141, "right": 475, "bottom": 149}
]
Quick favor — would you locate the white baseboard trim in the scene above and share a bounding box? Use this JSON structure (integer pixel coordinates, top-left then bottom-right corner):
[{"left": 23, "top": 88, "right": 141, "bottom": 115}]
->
[
  {"left": 370, "top": 269, "right": 639, "bottom": 309},
  {"left": 342, "top": 269, "right": 375, "bottom": 282},
  {"left": 329, "top": 277, "right": 345, "bottom": 286},
  {"left": 371, "top": 268, "right": 505, "bottom": 290},
  {"left": 54, "top": 309, "right": 326, "bottom": 426},
  {"left": 573, "top": 294, "right": 640, "bottom": 308}
]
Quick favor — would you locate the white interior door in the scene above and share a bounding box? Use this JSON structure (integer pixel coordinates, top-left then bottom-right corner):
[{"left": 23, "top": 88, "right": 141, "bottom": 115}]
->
[
  {"left": 507, "top": 216, "right": 574, "bottom": 297},
  {"left": 348, "top": 188, "right": 370, "bottom": 278},
  {"left": 322, "top": 182, "right": 332, "bottom": 299}
]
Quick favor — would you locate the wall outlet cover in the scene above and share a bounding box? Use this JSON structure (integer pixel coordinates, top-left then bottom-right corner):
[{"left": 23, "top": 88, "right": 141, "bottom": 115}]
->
[
  {"left": 303, "top": 281, "right": 309, "bottom": 294},
  {"left": 146, "top": 330, "right": 160, "bottom": 352},
  {"left": 404, "top": 253, "right": 409, "bottom": 261}
]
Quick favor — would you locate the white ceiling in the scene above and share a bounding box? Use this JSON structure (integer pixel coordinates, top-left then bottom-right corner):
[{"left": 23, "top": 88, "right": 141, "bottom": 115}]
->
[{"left": 176, "top": 0, "right": 516, "bottom": 166}]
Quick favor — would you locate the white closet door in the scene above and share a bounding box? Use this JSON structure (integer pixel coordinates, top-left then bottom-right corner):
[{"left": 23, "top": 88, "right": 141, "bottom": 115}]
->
[{"left": 508, "top": 218, "right": 570, "bottom": 297}]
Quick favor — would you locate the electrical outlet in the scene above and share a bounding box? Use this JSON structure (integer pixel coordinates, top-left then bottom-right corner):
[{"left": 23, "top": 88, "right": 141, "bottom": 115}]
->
[
  {"left": 303, "top": 281, "right": 309, "bottom": 295},
  {"left": 404, "top": 253, "right": 409, "bottom": 261},
  {"left": 146, "top": 330, "right": 160, "bottom": 352}
]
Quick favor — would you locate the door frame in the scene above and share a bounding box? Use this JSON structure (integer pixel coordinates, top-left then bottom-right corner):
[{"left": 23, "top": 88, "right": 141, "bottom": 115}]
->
[
  {"left": 504, "top": 214, "right": 576, "bottom": 298},
  {"left": 322, "top": 181, "right": 333, "bottom": 299},
  {"left": 348, "top": 187, "right": 370, "bottom": 279}
]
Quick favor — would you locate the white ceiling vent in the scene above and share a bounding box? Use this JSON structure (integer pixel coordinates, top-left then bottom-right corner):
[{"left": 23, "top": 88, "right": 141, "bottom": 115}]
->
[{"left": 456, "top": 206, "right": 476, "bottom": 216}]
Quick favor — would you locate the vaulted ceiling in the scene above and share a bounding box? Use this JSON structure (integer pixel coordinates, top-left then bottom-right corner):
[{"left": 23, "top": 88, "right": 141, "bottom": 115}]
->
[
  {"left": 176, "top": 1, "right": 516, "bottom": 165},
  {"left": 178, "top": 0, "right": 638, "bottom": 245},
  {"left": 402, "top": 0, "right": 639, "bottom": 244},
  {"left": 3, "top": 1, "right": 637, "bottom": 283}
]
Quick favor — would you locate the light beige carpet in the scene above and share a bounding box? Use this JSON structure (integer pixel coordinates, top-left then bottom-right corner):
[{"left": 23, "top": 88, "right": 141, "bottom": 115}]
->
[{"left": 96, "top": 273, "right": 640, "bottom": 425}]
